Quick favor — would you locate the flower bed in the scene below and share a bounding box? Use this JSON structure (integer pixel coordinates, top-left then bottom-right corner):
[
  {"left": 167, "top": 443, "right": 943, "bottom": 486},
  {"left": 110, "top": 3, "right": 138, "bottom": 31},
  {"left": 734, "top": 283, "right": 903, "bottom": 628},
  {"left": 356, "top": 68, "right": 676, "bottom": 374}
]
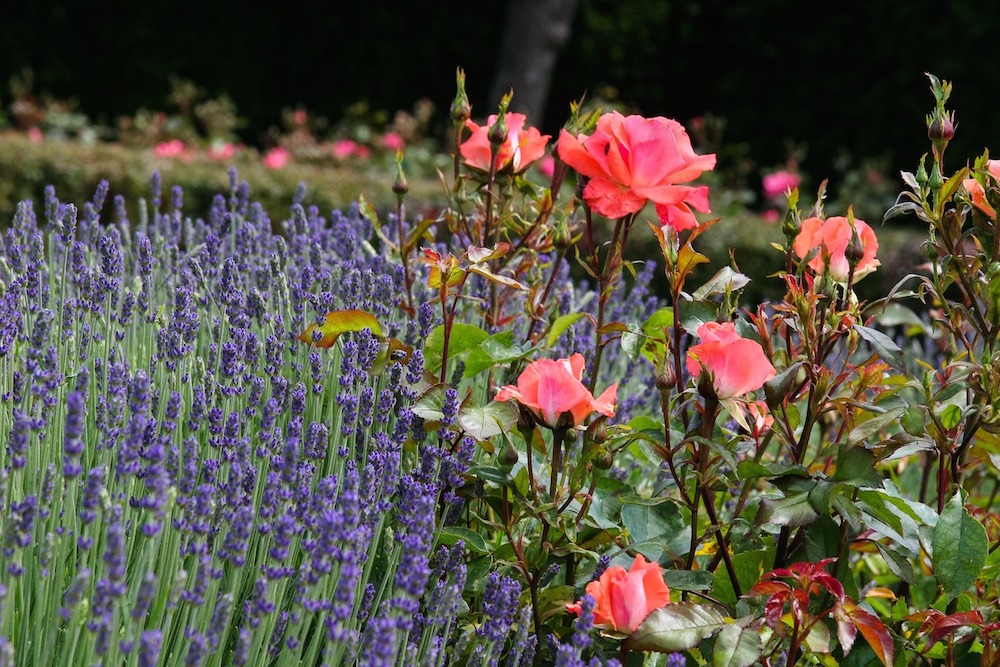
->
[{"left": 0, "top": 71, "right": 998, "bottom": 666}]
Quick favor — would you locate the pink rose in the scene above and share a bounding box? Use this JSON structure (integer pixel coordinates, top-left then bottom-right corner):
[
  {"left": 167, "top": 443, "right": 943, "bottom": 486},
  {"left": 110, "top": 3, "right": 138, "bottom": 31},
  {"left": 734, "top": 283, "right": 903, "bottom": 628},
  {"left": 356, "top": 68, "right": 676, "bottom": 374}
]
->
[
  {"left": 27, "top": 127, "right": 43, "bottom": 143},
  {"left": 687, "top": 322, "right": 776, "bottom": 399},
  {"left": 263, "top": 147, "right": 289, "bottom": 170},
  {"left": 792, "top": 215, "right": 880, "bottom": 282},
  {"left": 537, "top": 155, "right": 556, "bottom": 179},
  {"left": 566, "top": 554, "right": 671, "bottom": 633},
  {"left": 382, "top": 132, "right": 406, "bottom": 152},
  {"left": 293, "top": 109, "right": 308, "bottom": 125},
  {"left": 332, "top": 139, "right": 358, "bottom": 159},
  {"left": 154, "top": 139, "right": 186, "bottom": 158},
  {"left": 207, "top": 142, "right": 236, "bottom": 161},
  {"left": 495, "top": 353, "right": 617, "bottom": 428},
  {"left": 460, "top": 112, "right": 550, "bottom": 173},
  {"left": 763, "top": 170, "right": 802, "bottom": 199},
  {"left": 557, "top": 111, "right": 716, "bottom": 231},
  {"left": 963, "top": 159, "right": 1000, "bottom": 218}
]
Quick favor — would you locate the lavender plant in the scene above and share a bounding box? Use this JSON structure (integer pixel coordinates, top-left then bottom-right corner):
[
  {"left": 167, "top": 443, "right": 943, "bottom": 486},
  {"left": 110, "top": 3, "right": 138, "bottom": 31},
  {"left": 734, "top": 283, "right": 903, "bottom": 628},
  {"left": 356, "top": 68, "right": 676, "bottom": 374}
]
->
[{"left": 0, "top": 170, "right": 533, "bottom": 666}]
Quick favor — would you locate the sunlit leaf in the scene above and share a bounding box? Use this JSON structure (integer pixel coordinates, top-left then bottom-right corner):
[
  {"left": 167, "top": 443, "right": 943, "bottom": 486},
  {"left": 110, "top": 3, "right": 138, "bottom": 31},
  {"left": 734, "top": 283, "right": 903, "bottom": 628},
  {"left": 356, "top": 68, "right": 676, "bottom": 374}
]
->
[
  {"left": 712, "top": 622, "right": 760, "bottom": 667},
  {"left": 457, "top": 401, "right": 519, "bottom": 441},
  {"left": 297, "top": 309, "right": 383, "bottom": 348},
  {"left": 624, "top": 602, "right": 726, "bottom": 653}
]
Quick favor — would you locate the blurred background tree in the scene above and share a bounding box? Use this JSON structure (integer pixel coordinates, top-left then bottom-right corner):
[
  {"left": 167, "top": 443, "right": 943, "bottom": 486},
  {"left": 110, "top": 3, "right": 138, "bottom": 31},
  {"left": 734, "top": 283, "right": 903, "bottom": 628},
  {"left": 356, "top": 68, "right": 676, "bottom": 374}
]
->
[{"left": 2, "top": 0, "right": 997, "bottom": 180}]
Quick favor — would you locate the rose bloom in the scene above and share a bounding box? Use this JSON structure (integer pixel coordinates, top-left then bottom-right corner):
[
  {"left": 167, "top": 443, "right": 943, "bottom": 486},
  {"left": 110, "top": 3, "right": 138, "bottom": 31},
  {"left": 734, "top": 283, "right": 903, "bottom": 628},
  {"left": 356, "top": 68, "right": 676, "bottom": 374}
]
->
[
  {"left": 748, "top": 400, "right": 774, "bottom": 435},
  {"left": 687, "top": 322, "right": 776, "bottom": 400},
  {"left": 27, "top": 127, "right": 43, "bottom": 143},
  {"left": 460, "top": 112, "right": 550, "bottom": 173},
  {"left": 382, "top": 131, "right": 406, "bottom": 152},
  {"left": 792, "top": 215, "right": 879, "bottom": 282},
  {"left": 207, "top": 142, "right": 236, "bottom": 161},
  {"left": 495, "top": 353, "right": 616, "bottom": 428},
  {"left": 567, "top": 554, "right": 670, "bottom": 633},
  {"left": 557, "top": 111, "right": 716, "bottom": 231},
  {"left": 537, "top": 154, "right": 556, "bottom": 179},
  {"left": 762, "top": 169, "right": 802, "bottom": 199},
  {"left": 332, "top": 139, "right": 359, "bottom": 159},
  {"left": 263, "top": 147, "right": 289, "bottom": 170},
  {"left": 154, "top": 139, "right": 186, "bottom": 158},
  {"left": 963, "top": 159, "right": 1000, "bottom": 218}
]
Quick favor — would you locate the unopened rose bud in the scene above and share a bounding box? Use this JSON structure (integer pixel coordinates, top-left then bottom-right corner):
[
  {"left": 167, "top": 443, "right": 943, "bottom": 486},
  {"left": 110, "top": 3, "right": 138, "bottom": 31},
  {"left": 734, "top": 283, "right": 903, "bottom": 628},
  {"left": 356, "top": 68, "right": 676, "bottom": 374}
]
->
[
  {"left": 553, "top": 222, "right": 572, "bottom": 250},
  {"left": 392, "top": 152, "right": 409, "bottom": 197},
  {"left": 915, "top": 155, "right": 929, "bottom": 187},
  {"left": 928, "top": 162, "right": 944, "bottom": 191},
  {"left": 489, "top": 114, "right": 508, "bottom": 149},
  {"left": 516, "top": 404, "right": 536, "bottom": 434},
  {"left": 846, "top": 228, "right": 865, "bottom": 265},
  {"left": 585, "top": 416, "right": 608, "bottom": 445},
  {"left": 782, "top": 210, "right": 801, "bottom": 240},
  {"left": 499, "top": 441, "right": 519, "bottom": 470},
  {"left": 928, "top": 111, "right": 955, "bottom": 145},
  {"left": 594, "top": 447, "right": 613, "bottom": 470},
  {"left": 450, "top": 68, "right": 471, "bottom": 124}
]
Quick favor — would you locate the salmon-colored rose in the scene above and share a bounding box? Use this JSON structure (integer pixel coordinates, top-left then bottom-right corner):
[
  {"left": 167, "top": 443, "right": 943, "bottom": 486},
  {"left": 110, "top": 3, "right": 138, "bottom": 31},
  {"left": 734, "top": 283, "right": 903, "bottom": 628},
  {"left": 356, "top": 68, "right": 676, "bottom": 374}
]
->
[
  {"left": 793, "top": 215, "right": 879, "bottom": 283},
  {"left": 263, "top": 147, "right": 290, "bottom": 170},
  {"left": 460, "top": 112, "right": 550, "bottom": 173},
  {"left": 687, "top": 322, "right": 776, "bottom": 400},
  {"left": 567, "top": 554, "right": 670, "bottom": 632},
  {"left": 557, "top": 111, "right": 716, "bottom": 231},
  {"left": 963, "top": 159, "right": 1000, "bottom": 218},
  {"left": 495, "top": 353, "right": 617, "bottom": 428}
]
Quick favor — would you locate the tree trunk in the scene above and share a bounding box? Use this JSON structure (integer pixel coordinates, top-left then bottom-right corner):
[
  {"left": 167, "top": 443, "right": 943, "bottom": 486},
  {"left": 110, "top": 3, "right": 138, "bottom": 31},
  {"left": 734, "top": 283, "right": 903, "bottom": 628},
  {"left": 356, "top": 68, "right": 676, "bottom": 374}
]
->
[{"left": 489, "top": 0, "right": 577, "bottom": 124}]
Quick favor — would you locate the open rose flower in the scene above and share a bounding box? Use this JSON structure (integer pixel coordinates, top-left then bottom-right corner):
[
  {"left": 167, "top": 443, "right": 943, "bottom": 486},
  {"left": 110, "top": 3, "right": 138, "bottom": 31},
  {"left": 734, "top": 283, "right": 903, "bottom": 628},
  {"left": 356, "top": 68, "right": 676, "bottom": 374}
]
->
[
  {"left": 460, "top": 112, "right": 550, "bottom": 173},
  {"left": 567, "top": 554, "right": 670, "bottom": 633},
  {"left": 963, "top": 159, "right": 1000, "bottom": 218},
  {"left": 793, "top": 215, "right": 879, "bottom": 282},
  {"left": 557, "top": 111, "right": 716, "bottom": 231},
  {"left": 495, "top": 353, "right": 616, "bottom": 428},
  {"left": 687, "top": 322, "right": 776, "bottom": 399},
  {"left": 263, "top": 147, "right": 290, "bottom": 170}
]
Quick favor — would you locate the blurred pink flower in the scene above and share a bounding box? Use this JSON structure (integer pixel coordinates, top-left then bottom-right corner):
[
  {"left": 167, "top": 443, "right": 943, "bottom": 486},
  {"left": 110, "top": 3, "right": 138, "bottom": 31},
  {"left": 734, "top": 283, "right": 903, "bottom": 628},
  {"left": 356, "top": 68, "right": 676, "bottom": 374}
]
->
[
  {"left": 355, "top": 145, "right": 371, "bottom": 160},
  {"left": 763, "top": 170, "right": 801, "bottom": 199},
  {"left": 382, "top": 132, "right": 405, "bottom": 152},
  {"left": 207, "top": 142, "right": 236, "bottom": 161},
  {"left": 263, "top": 147, "right": 290, "bottom": 170},
  {"left": 332, "top": 139, "right": 359, "bottom": 159},
  {"left": 762, "top": 208, "right": 781, "bottom": 222},
  {"left": 27, "top": 127, "right": 43, "bottom": 143},
  {"left": 293, "top": 109, "right": 308, "bottom": 125},
  {"left": 537, "top": 155, "right": 555, "bottom": 179},
  {"left": 154, "top": 140, "right": 187, "bottom": 158}
]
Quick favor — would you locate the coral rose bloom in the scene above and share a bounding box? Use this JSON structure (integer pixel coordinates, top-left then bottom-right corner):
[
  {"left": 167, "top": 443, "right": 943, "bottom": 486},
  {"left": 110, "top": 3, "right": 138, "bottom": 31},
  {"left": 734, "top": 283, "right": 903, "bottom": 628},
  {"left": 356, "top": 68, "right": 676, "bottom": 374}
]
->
[
  {"left": 460, "top": 112, "right": 550, "bottom": 173},
  {"left": 687, "top": 322, "right": 776, "bottom": 400},
  {"left": 557, "top": 111, "right": 716, "bottom": 231},
  {"left": 793, "top": 215, "right": 879, "bottom": 283},
  {"left": 495, "top": 353, "right": 617, "bottom": 428},
  {"left": 963, "top": 159, "right": 1000, "bottom": 218},
  {"left": 567, "top": 554, "right": 670, "bottom": 633},
  {"left": 763, "top": 170, "right": 802, "bottom": 199}
]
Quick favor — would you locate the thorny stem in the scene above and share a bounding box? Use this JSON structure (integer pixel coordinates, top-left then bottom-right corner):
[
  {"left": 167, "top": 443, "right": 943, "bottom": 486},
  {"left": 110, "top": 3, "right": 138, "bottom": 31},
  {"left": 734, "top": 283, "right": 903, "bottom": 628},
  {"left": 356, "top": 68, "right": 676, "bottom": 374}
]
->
[{"left": 588, "top": 213, "right": 632, "bottom": 395}]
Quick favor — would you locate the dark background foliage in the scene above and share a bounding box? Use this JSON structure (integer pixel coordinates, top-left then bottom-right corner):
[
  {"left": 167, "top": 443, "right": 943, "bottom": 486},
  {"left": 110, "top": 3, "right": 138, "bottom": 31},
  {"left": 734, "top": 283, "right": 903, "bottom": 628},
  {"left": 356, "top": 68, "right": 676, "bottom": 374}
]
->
[{"left": 2, "top": 0, "right": 996, "bottom": 177}]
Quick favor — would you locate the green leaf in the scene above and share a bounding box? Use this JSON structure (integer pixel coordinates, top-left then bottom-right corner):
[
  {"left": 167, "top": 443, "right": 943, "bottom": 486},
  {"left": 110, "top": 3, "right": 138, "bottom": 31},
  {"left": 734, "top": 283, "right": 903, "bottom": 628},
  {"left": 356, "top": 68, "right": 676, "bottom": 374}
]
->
[
  {"left": 464, "top": 331, "right": 533, "bottom": 378},
  {"left": 853, "top": 324, "right": 904, "bottom": 370},
  {"left": 712, "top": 548, "right": 774, "bottom": 606},
  {"left": 693, "top": 267, "right": 751, "bottom": 301},
  {"left": 467, "top": 465, "right": 513, "bottom": 487},
  {"left": 847, "top": 407, "right": 906, "bottom": 446},
  {"left": 875, "top": 542, "right": 915, "bottom": 585},
  {"left": 622, "top": 499, "right": 688, "bottom": 556},
  {"left": 457, "top": 401, "right": 519, "bottom": 441},
  {"left": 423, "top": 323, "right": 490, "bottom": 373},
  {"left": 832, "top": 446, "right": 883, "bottom": 487},
  {"left": 678, "top": 301, "right": 720, "bottom": 336},
  {"left": 547, "top": 313, "right": 588, "bottom": 347},
  {"left": 438, "top": 526, "right": 488, "bottom": 554},
  {"left": 661, "top": 570, "right": 715, "bottom": 592},
  {"left": 713, "top": 623, "right": 761, "bottom": 667},
  {"left": 625, "top": 602, "right": 726, "bottom": 653},
  {"left": 932, "top": 492, "right": 988, "bottom": 601},
  {"left": 757, "top": 492, "right": 819, "bottom": 527},
  {"left": 411, "top": 383, "right": 450, "bottom": 422},
  {"left": 940, "top": 404, "right": 962, "bottom": 431}
]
